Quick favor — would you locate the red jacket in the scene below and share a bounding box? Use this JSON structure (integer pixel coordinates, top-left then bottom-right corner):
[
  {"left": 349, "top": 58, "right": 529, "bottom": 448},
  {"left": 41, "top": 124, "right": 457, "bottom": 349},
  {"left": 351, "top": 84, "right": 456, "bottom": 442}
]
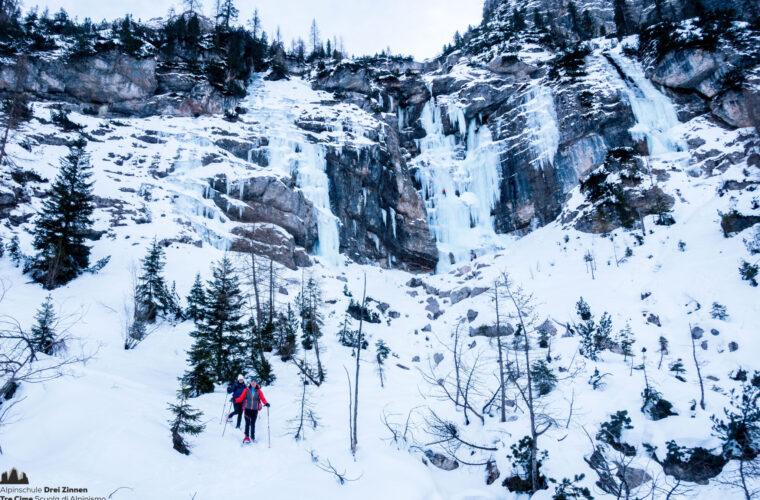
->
[{"left": 235, "top": 383, "right": 268, "bottom": 411}]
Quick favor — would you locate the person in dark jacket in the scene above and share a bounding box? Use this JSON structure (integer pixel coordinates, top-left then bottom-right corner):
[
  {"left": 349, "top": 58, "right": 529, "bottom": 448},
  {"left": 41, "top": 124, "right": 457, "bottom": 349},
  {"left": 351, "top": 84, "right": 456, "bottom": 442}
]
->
[
  {"left": 226, "top": 374, "right": 246, "bottom": 429},
  {"left": 234, "top": 378, "right": 270, "bottom": 443}
]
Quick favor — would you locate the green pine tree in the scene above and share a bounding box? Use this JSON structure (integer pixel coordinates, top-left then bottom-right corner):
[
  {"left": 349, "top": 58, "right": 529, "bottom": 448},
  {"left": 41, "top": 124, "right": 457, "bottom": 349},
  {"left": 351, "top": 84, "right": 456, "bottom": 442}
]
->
[
  {"left": 31, "top": 294, "right": 59, "bottom": 356},
  {"left": 301, "top": 277, "right": 323, "bottom": 351},
  {"left": 618, "top": 323, "right": 635, "bottom": 362},
  {"left": 183, "top": 256, "right": 247, "bottom": 396},
  {"left": 31, "top": 138, "right": 94, "bottom": 289},
  {"left": 275, "top": 304, "right": 299, "bottom": 361},
  {"left": 6, "top": 235, "right": 22, "bottom": 266},
  {"left": 185, "top": 273, "right": 206, "bottom": 323},
  {"left": 136, "top": 239, "right": 175, "bottom": 323},
  {"left": 575, "top": 297, "right": 612, "bottom": 361},
  {"left": 669, "top": 359, "right": 687, "bottom": 382},
  {"left": 531, "top": 360, "right": 558, "bottom": 396},
  {"left": 217, "top": 0, "right": 238, "bottom": 30}
]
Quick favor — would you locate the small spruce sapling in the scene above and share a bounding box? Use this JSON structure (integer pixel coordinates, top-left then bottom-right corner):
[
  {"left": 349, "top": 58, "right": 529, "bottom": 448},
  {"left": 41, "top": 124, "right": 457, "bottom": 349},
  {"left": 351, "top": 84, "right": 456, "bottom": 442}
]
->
[
  {"left": 669, "top": 359, "right": 687, "bottom": 382},
  {"left": 710, "top": 302, "right": 729, "bottom": 321},
  {"left": 503, "top": 436, "right": 549, "bottom": 493},
  {"left": 575, "top": 297, "right": 612, "bottom": 361},
  {"left": 596, "top": 410, "right": 635, "bottom": 456},
  {"left": 641, "top": 386, "right": 677, "bottom": 420},
  {"left": 588, "top": 368, "right": 608, "bottom": 390},
  {"left": 376, "top": 339, "right": 390, "bottom": 387},
  {"left": 168, "top": 385, "right": 205, "bottom": 455},
  {"left": 711, "top": 373, "right": 760, "bottom": 500},
  {"left": 657, "top": 336, "right": 669, "bottom": 369},
  {"left": 7, "top": 235, "right": 22, "bottom": 267},
  {"left": 531, "top": 360, "right": 558, "bottom": 396},
  {"left": 618, "top": 323, "right": 635, "bottom": 363},
  {"left": 30, "top": 294, "right": 61, "bottom": 356},
  {"left": 551, "top": 474, "right": 593, "bottom": 500},
  {"left": 739, "top": 260, "right": 759, "bottom": 287}
]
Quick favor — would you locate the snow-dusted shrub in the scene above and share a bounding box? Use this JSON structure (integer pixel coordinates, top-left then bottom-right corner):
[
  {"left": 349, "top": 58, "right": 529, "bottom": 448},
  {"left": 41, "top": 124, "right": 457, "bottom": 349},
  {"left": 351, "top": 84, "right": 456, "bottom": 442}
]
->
[
  {"left": 739, "top": 260, "right": 759, "bottom": 287},
  {"left": 744, "top": 226, "right": 760, "bottom": 255},
  {"left": 710, "top": 302, "right": 729, "bottom": 321},
  {"left": 641, "top": 387, "right": 677, "bottom": 420}
]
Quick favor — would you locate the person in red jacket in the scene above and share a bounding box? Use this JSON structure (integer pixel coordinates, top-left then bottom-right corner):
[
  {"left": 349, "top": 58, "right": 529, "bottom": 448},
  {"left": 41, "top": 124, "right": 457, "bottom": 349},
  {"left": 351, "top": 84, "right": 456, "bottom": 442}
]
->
[{"left": 235, "top": 378, "right": 270, "bottom": 443}]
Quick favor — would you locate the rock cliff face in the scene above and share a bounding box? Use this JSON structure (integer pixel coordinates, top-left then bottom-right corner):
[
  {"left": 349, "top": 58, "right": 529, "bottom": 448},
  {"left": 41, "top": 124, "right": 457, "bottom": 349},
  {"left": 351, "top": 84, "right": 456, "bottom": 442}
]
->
[
  {"left": 0, "top": 52, "right": 229, "bottom": 117},
  {"left": 2, "top": 0, "right": 758, "bottom": 272},
  {"left": 314, "top": 45, "right": 640, "bottom": 237}
]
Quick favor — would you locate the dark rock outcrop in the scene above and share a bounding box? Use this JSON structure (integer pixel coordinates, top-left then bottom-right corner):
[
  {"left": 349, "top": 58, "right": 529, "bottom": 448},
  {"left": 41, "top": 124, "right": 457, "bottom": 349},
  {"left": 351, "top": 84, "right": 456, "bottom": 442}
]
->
[
  {"left": 324, "top": 141, "right": 438, "bottom": 271},
  {"left": 424, "top": 450, "right": 459, "bottom": 471},
  {"left": 0, "top": 52, "right": 229, "bottom": 117}
]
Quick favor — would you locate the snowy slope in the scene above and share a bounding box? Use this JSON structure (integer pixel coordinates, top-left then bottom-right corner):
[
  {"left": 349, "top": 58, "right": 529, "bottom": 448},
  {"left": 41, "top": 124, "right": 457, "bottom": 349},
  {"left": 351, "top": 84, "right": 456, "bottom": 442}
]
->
[{"left": 1, "top": 66, "right": 760, "bottom": 500}]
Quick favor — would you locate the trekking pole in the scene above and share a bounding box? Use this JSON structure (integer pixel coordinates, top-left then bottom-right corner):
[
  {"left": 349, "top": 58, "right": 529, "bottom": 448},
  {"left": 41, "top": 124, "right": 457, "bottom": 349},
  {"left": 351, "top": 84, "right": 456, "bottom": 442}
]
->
[
  {"left": 219, "top": 394, "right": 230, "bottom": 424},
  {"left": 267, "top": 406, "right": 271, "bottom": 448},
  {"left": 222, "top": 403, "right": 230, "bottom": 438}
]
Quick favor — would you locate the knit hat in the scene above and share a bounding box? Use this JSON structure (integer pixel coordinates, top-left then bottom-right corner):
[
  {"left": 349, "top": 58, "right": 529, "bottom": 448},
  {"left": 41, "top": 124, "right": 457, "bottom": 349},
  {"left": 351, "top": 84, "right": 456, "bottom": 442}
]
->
[{"left": 237, "top": 374, "right": 244, "bottom": 381}]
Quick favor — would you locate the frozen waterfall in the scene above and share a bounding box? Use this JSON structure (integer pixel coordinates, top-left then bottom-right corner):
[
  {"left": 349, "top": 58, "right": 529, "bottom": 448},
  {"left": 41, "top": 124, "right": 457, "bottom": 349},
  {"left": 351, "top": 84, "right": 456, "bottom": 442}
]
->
[
  {"left": 607, "top": 46, "right": 686, "bottom": 155},
  {"left": 412, "top": 99, "right": 503, "bottom": 271},
  {"left": 242, "top": 76, "right": 342, "bottom": 267},
  {"left": 522, "top": 82, "right": 560, "bottom": 169}
]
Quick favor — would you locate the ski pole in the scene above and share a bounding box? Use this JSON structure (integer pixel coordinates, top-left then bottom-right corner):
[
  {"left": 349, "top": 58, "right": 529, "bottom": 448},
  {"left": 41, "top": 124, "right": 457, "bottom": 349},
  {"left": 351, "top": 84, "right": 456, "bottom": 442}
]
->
[{"left": 267, "top": 406, "right": 271, "bottom": 449}]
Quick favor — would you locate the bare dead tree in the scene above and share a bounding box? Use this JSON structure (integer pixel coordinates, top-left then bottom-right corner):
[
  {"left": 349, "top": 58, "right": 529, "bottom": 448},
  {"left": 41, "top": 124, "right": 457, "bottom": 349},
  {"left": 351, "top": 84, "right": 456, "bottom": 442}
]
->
[
  {"left": 291, "top": 357, "right": 322, "bottom": 387},
  {"left": 688, "top": 323, "right": 706, "bottom": 411},
  {"left": 290, "top": 379, "right": 318, "bottom": 441},
  {"left": 423, "top": 409, "right": 498, "bottom": 457},
  {"left": 308, "top": 450, "right": 362, "bottom": 484},
  {"left": 502, "top": 272, "right": 551, "bottom": 494},
  {"left": 381, "top": 406, "right": 421, "bottom": 449},
  {"left": 267, "top": 258, "right": 277, "bottom": 325},
  {"left": 248, "top": 251, "right": 263, "bottom": 326},
  {"left": 714, "top": 458, "right": 760, "bottom": 500},
  {"left": 490, "top": 278, "right": 508, "bottom": 423},
  {"left": 307, "top": 276, "right": 325, "bottom": 383},
  {"left": 419, "top": 326, "right": 487, "bottom": 426},
  {"left": 350, "top": 273, "right": 367, "bottom": 455},
  {"left": 344, "top": 365, "right": 352, "bottom": 450},
  {"left": 565, "top": 389, "right": 575, "bottom": 429}
]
